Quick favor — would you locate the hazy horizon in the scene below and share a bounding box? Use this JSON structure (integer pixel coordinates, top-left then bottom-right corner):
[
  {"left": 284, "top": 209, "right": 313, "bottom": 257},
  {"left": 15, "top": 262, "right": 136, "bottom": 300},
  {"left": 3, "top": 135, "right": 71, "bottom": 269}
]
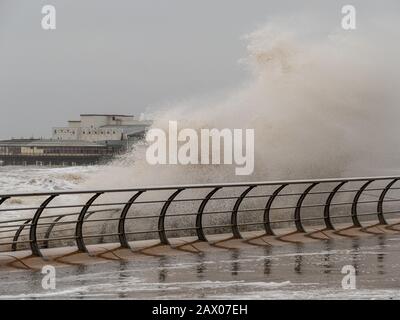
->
[{"left": 0, "top": 0, "right": 398, "bottom": 139}]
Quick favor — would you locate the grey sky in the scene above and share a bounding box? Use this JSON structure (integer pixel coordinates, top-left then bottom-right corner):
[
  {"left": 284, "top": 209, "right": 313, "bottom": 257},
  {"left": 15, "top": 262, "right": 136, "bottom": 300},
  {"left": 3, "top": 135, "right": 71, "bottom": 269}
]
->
[{"left": 0, "top": 0, "right": 397, "bottom": 139}]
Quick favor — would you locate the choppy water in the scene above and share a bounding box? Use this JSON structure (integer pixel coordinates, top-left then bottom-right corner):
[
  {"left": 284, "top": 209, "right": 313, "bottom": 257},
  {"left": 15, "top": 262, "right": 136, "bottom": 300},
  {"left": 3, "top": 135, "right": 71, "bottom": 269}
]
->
[
  {"left": 0, "top": 166, "right": 99, "bottom": 194},
  {"left": 0, "top": 234, "right": 400, "bottom": 299}
]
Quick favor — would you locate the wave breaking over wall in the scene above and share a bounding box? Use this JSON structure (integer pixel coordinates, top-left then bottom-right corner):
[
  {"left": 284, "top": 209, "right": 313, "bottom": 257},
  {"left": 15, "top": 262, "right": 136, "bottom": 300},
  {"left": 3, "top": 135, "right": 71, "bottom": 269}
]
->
[
  {"left": 82, "top": 21, "right": 400, "bottom": 190},
  {"left": 3, "top": 19, "right": 400, "bottom": 249}
]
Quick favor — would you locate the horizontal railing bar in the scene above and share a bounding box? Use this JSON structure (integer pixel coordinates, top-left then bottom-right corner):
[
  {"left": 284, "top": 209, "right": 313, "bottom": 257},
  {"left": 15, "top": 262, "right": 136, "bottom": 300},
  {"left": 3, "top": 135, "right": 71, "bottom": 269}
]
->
[
  {"left": 378, "top": 209, "right": 400, "bottom": 215},
  {"left": 169, "top": 186, "right": 400, "bottom": 202},
  {"left": 38, "top": 209, "right": 119, "bottom": 220},
  {"left": 196, "top": 224, "right": 233, "bottom": 229},
  {"left": 0, "top": 227, "right": 28, "bottom": 234},
  {"left": 30, "top": 211, "right": 399, "bottom": 245},
  {"left": 125, "top": 213, "right": 198, "bottom": 220},
  {"left": 36, "top": 235, "right": 78, "bottom": 242},
  {"left": 35, "top": 221, "right": 80, "bottom": 227},
  {"left": 0, "top": 203, "right": 120, "bottom": 213},
  {"left": 6, "top": 211, "right": 400, "bottom": 248},
  {"left": 0, "top": 203, "right": 126, "bottom": 213},
  {"left": 237, "top": 187, "right": 388, "bottom": 199},
  {"left": 1, "top": 192, "right": 397, "bottom": 220},
  {"left": 0, "top": 234, "right": 19, "bottom": 241},
  {"left": 0, "top": 187, "right": 397, "bottom": 215},
  {"left": 34, "top": 203, "right": 400, "bottom": 226},
  {"left": 1, "top": 175, "right": 399, "bottom": 198},
  {"left": 0, "top": 223, "right": 50, "bottom": 230},
  {"left": 123, "top": 230, "right": 159, "bottom": 236},
  {"left": 0, "top": 227, "right": 107, "bottom": 245},
  {"left": 0, "top": 217, "right": 33, "bottom": 225},
  {"left": 3, "top": 207, "right": 400, "bottom": 233},
  {"left": 0, "top": 209, "right": 119, "bottom": 225},
  {"left": 81, "top": 212, "right": 200, "bottom": 222},
  {"left": 0, "top": 239, "right": 31, "bottom": 246},
  {"left": 73, "top": 186, "right": 393, "bottom": 205}
]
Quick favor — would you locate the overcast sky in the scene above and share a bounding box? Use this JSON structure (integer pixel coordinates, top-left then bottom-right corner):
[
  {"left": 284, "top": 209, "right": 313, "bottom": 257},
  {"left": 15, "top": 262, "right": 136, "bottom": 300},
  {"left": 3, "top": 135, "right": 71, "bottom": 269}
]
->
[{"left": 0, "top": 0, "right": 397, "bottom": 139}]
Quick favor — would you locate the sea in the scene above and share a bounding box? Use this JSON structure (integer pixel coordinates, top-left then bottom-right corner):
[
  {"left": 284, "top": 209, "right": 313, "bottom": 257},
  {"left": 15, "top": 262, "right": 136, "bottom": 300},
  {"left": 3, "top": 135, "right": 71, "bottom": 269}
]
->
[
  {"left": 0, "top": 166, "right": 399, "bottom": 299},
  {"left": 0, "top": 165, "right": 100, "bottom": 194}
]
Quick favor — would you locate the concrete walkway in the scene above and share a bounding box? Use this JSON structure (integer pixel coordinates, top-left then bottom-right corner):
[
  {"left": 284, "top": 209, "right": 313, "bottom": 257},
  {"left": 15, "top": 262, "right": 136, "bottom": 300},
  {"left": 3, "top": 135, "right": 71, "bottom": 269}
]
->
[{"left": 1, "top": 220, "right": 399, "bottom": 272}]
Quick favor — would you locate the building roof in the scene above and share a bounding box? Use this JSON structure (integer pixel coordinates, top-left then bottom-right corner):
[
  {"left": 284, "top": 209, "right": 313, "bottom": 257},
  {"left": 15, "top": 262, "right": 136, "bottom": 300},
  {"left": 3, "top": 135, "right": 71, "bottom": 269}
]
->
[
  {"left": 80, "top": 114, "right": 134, "bottom": 117},
  {"left": 99, "top": 119, "right": 152, "bottom": 130},
  {"left": 100, "top": 123, "right": 150, "bottom": 129}
]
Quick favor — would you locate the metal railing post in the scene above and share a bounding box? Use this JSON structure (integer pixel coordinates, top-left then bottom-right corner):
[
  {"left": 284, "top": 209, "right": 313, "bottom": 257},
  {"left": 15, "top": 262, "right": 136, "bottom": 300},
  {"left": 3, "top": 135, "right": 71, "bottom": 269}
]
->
[
  {"left": 12, "top": 219, "right": 31, "bottom": 251},
  {"left": 118, "top": 190, "right": 145, "bottom": 249},
  {"left": 231, "top": 186, "right": 256, "bottom": 239},
  {"left": 158, "top": 188, "right": 185, "bottom": 245},
  {"left": 294, "top": 183, "right": 319, "bottom": 233},
  {"left": 377, "top": 179, "right": 398, "bottom": 225},
  {"left": 196, "top": 187, "right": 221, "bottom": 242},
  {"left": 0, "top": 197, "right": 9, "bottom": 206},
  {"left": 29, "top": 194, "right": 58, "bottom": 257},
  {"left": 323, "top": 181, "right": 348, "bottom": 230},
  {"left": 263, "top": 184, "right": 288, "bottom": 235},
  {"left": 75, "top": 192, "right": 103, "bottom": 253},
  {"left": 351, "top": 180, "right": 374, "bottom": 228}
]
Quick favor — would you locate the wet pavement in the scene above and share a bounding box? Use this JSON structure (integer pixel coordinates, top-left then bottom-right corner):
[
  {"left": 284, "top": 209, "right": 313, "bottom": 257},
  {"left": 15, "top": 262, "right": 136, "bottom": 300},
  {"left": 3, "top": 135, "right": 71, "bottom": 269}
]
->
[{"left": 0, "top": 233, "right": 400, "bottom": 299}]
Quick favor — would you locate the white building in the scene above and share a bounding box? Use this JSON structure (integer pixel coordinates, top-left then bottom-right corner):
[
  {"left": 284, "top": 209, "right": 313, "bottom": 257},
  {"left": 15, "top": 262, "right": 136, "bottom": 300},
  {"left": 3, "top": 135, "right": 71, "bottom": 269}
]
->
[{"left": 52, "top": 114, "right": 152, "bottom": 143}]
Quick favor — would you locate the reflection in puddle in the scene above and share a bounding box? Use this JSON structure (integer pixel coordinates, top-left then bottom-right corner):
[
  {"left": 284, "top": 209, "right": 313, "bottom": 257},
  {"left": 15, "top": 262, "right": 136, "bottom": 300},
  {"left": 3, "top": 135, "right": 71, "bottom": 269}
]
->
[
  {"left": 376, "top": 235, "right": 386, "bottom": 276},
  {"left": 158, "top": 256, "right": 169, "bottom": 283},
  {"left": 263, "top": 246, "right": 272, "bottom": 275},
  {"left": 322, "top": 240, "right": 333, "bottom": 274},
  {"left": 1, "top": 234, "right": 400, "bottom": 299},
  {"left": 294, "top": 244, "right": 303, "bottom": 274},
  {"left": 231, "top": 249, "right": 240, "bottom": 276},
  {"left": 196, "top": 253, "right": 206, "bottom": 280}
]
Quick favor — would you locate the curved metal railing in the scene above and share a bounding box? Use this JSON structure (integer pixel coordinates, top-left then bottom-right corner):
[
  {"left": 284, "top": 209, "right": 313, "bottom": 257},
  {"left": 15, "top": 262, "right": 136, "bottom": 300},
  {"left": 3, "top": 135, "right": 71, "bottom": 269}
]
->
[{"left": 0, "top": 176, "right": 400, "bottom": 258}]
